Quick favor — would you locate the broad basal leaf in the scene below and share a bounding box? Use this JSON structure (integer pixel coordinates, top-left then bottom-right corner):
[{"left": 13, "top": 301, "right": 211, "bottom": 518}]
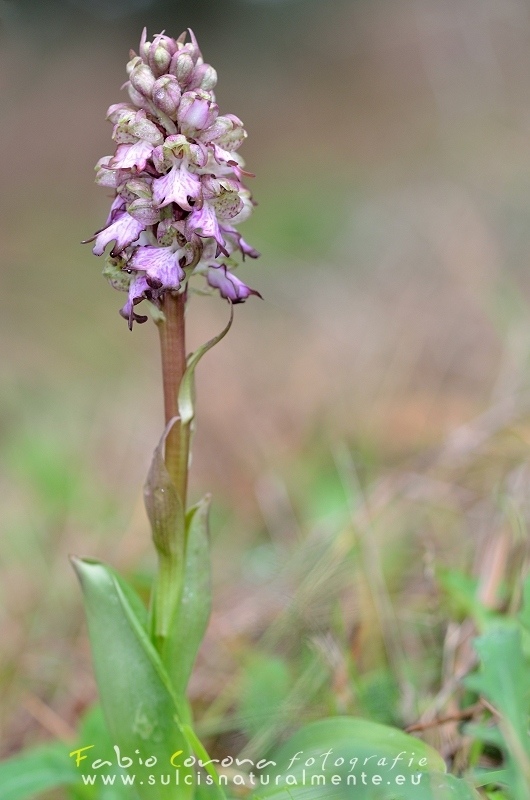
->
[
  {"left": 249, "top": 717, "right": 479, "bottom": 800},
  {"left": 72, "top": 558, "right": 194, "bottom": 800}
]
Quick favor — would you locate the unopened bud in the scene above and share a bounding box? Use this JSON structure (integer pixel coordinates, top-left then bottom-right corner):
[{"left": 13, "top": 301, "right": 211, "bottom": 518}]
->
[
  {"left": 170, "top": 51, "right": 194, "bottom": 86},
  {"left": 199, "top": 65, "right": 217, "bottom": 91},
  {"left": 149, "top": 42, "right": 172, "bottom": 77},
  {"left": 126, "top": 197, "right": 160, "bottom": 226},
  {"left": 127, "top": 83, "right": 151, "bottom": 111},
  {"left": 125, "top": 178, "right": 152, "bottom": 199},
  {"left": 95, "top": 156, "right": 120, "bottom": 188},
  {"left": 126, "top": 55, "right": 142, "bottom": 77},
  {"left": 152, "top": 75, "right": 181, "bottom": 118},
  {"left": 188, "top": 63, "right": 217, "bottom": 92},
  {"left": 129, "top": 63, "right": 156, "bottom": 97}
]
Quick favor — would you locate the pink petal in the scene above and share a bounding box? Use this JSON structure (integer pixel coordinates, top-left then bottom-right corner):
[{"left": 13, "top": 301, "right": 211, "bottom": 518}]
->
[
  {"left": 110, "top": 140, "right": 154, "bottom": 171},
  {"left": 152, "top": 164, "right": 201, "bottom": 211},
  {"left": 128, "top": 246, "right": 185, "bottom": 290},
  {"left": 92, "top": 213, "right": 144, "bottom": 256}
]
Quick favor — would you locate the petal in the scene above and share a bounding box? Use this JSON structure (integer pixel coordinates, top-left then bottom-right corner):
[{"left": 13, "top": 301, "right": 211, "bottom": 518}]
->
[
  {"left": 128, "top": 246, "right": 185, "bottom": 290},
  {"left": 186, "top": 202, "right": 226, "bottom": 253},
  {"left": 110, "top": 140, "right": 154, "bottom": 171},
  {"left": 202, "top": 114, "right": 246, "bottom": 151},
  {"left": 221, "top": 225, "right": 260, "bottom": 259},
  {"left": 119, "top": 273, "right": 150, "bottom": 329},
  {"left": 95, "top": 156, "right": 123, "bottom": 188},
  {"left": 178, "top": 93, "right": 218, "bottom": 136},
  {"left": 152, "top": 164, "right": 201, "bottom": 211},
  {"left": 106, "top": 102, "right": 137, "bottom": 123},
  {"left": 92, "top": 213, "right": 145, "bottom": 256},
  {"left": 106, "top": 195, "right": 126, "bottom": 226},
  {"left": 207, "top": 266, "right": 261, "bottom": 303}
]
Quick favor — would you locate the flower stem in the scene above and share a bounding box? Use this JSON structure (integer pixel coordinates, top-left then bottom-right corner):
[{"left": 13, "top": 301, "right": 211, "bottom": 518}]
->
[{"left": 157, "top": 290, "right": 188, "bottom": 507}]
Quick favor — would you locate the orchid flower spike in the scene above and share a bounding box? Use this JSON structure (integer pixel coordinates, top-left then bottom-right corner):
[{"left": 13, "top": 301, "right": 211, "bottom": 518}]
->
[{"left": 86, "top": 28, "right": 260, "bottom": 329}]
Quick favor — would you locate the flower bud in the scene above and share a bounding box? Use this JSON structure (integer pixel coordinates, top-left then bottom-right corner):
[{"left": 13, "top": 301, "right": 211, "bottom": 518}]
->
[
  {"left": 124, "top": 178, "right": 153, "bottom": 199},
  {"left": 129, "top": 63, "right": 156, "bottom": 97},
  {"left": 152, "top": 75, "right": 181, "bottom": 118},
  {"left": 95, "top": 156, "right": 122, "bottom": 188},
  {"left": 188, "top": 63, "right": 217, "bottom": 91},
  {"left": 212, "top": 114, "right": 247, "bottom": 151},
  {"left": 169, "top": 51, "right": 194, "bottom": 86},
  {"left": 126, "top": 55, "right": 143, "bottom": 77},
  {"left": 126, "top": 197, "right": 161, "bottom": 226},
  {"left": 199, "top": 115, "right": 233, "bottom": 145},
  {"left": 127, "top": 83, "right": 151, "bottom": 111},
  {"left": 176, "top": 28, "right": 201, "bottom": 63},
  {"left": 148, "top": 36, "right": 173, "bottom": 77},
  {"left": 200, "top": 65, "right": 217, "bottom": 91},
  {"left": 178, "top": 91, "right": 218, "bottom": 136}
]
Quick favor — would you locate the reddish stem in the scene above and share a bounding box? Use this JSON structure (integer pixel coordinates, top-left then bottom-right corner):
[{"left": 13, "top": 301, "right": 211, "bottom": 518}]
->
[{"left": 157, "top": 290, "right": 188, "bottom": 506}]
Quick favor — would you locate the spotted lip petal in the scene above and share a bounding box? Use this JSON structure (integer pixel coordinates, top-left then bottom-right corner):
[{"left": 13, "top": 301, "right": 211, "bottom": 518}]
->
[
  {"left": 186, "top": 203, "right": 227, "bottom": 255},
  {"left": 152, "top": 163, "right": 201, "bottom": 210}
]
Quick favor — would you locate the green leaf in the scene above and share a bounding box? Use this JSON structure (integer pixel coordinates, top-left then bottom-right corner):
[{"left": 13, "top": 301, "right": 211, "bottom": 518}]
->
[
  {"left": 466, "top": 624, "right": 530, "bottom": 798},
  {"left": 470, "top": 768, "right": 510, "bottom": 788},
  {"left": 178, "top": 303, "right": 234, "bottom": 427},
  {"left": 144, "top": 421, "right": 186, "bottom": 643},
  {"left": 251, "top": 774, "right": 479, "bottom": 800},
  {"left": 144, "top": 420, "right": 185, "bottom": 562},
  {"left": 69, "top": 704, "right": 133, "bottom": 799},
  {"left": 0, "top": 743, "right": 77, "bottom": 800},
  {"left": 163, "top": 495, "right": 213, "bottom": 696},
  {"left": 72, "top": 558, "right": 194, "bottom": 800},
  {"left": 251, "top": 717, "right": 479, "bottom": 799}
]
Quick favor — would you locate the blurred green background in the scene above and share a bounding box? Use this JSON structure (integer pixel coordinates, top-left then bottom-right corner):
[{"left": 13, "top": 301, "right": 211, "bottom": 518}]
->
[{"left": 3, "top": 0, "right": 530, "bottom": 765}]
